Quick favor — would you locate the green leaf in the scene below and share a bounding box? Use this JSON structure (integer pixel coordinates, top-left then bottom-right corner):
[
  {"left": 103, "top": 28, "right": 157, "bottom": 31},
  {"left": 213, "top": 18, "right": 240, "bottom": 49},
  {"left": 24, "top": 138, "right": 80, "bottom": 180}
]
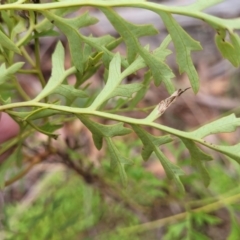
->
[
  {"left": 228, "top": 216, "right": 240, "bottom": 240},
  {"left": 153, "top": 34, "right": 172, "bottom": 60},
  {"left": 214, "top": 143, "right": 240, "bottom": 164},
  {"left": 44, "top": 11, "right": 98, "bottom": 73},
  {"left": 0, "top": 62, "right": 25, "bottom": 85},
  {"left": 101, "top": 7, "right": 158, "bottom": 63},
  {"left": 101, "top": 8, "right": 175, "bottom": 93},
  {"left": 132, "top": 125, "right": 185, "bottom": 192},
  {"left": 0, "top": 95, "right": 11, "bottom": 104},
  {"left": 108, "top": 83, "right": 143, "bottom": 99},
  {"left": 139, "top": 47, "right": 175, "bottom": 93},
  {"left": 191, "top": 114, "right": 240, "bottom": 138},
  {"left": 34, "top": 42, "right": 65, "bottom": 101},
  {"left": 0, "top": 29, "right": 21, "bottom": 54},
  {"left": 77, "top": 115, "right": 132, "bottom": 150},
  {"left": 163, "top": 222, "right": 187, "bottom": 240},
  {"left": 33, "top": 29, "right": 60, "bottom": 38},
  {"left": 0, "top": 148, "right": 20, "bottom": 189},
  {"left": 36, "top": 7, "right": 80, "bottom": 32},
  {"left": 191, "top": 230, "right": 210, "bottom": 240},
  {"left": 11, "top": 17, "right": 26, "bottom": 39},
  {"left": 106, "top": 137, "right": 133, "bottom": 187},
  {"left": 52, "top": 84, "right": 88, "bottom": 103},
  {"left": 128, "top": 71, "right": 152, "bottom": 109},
  {"left": 27, "top": 121, "right": 61, "bottom": 139},
  {"left": 89, "top": 53, "right": 122, "bottom": 110},
  {"left": 215, "top": 32, "right": 240, "bottom": 67},
  {"left": 158, "top": 12, "right": 202, "bottom": 93},
  {"left": 181, "top": 139, "right": 212, "bottom": 187},
  {"left": 193, "top": 212, "right": 221, "bottom": 226},
  {"left": 63, "top": 12, "right": 98, "bottom": 29}
]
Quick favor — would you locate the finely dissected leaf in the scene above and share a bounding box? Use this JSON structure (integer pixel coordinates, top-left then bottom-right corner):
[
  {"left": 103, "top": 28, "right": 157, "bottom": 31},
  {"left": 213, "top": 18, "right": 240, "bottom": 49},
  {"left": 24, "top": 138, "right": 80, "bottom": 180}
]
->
[
  {"left": 158, "top": 12, "right": 202, "bottom": 93},
  {"left": 27, "top": 121, "right": 61, "bottom": 139},
  {"left": 106, "top": 137, "right": 133, "bottom": 187},
  {"left": 0, "top": 29, "right": 21, "bottom": 54},
  {"left": 36, "top": 7, "right": 80, "bottom": 32},
  {"left": 132, "top": 125, "right": 184, "bottom": 192},
  {"left": 81, "top": 43, "right": 104, "bottom": 73},
  {"left": 44, "top": 11, "right": 98, "bottom": 73},
  {"left": 181, "top": 138, "right": 212, "bottom": 187},
  {"left": 0, "top": 62, "right": 25, "bottom": 85},
  {"left": 153, "top": 34, "right": 172, "bottom": 60},
  {"left": 108, "top": 83, "right": 143, "bottom": 99},
  {"left": 215, "top": 33, "right": 240, "bottom": 67},
  {"left": 77, "top": 115, "right": 132, "bottom": 150},
  {"left": 132, "top": 126, "right": 173, "bottom": 160},
  {"left": 128, "top": 71, "right": 152, "bottom": 109},
  {"left": 191, "top": 114, "right": 240, "bottom": 138},
  {"left": 139, "top": 47, "right": 175, "bottom": 93},
  {"left": 52, "top": 84, "right": 88, "bottom": 103},
  {"left": 45, "top": 12, "right": 117, "bottom": 71},
  {"left": 120, "top": 45, "right": 150, "bottom": 79},
  {"left": 89, "top": 53, "right": 122, "bottom": 110},
  {"left": 63, "top": 12, "right": 98, "bottom": 29},
  {"left": 101, "top": 8, "right": 175, "bottom": 93},
  {"left": 101, "top": 7, "right": 158, "bottom": 63},
  {"left": 34, "top": 42, "right": 65, "bottom": 101}
]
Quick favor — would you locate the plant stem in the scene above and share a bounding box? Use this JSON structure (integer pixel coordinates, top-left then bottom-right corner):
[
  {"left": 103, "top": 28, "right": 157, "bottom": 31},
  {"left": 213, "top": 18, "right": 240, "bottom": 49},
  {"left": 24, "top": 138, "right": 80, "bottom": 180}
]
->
[
  {"left": 121, "top": 192, "right": 240, "bottom": 234},
  {"left": 1, "top": 2, "right": 240, "bottom": 30}
]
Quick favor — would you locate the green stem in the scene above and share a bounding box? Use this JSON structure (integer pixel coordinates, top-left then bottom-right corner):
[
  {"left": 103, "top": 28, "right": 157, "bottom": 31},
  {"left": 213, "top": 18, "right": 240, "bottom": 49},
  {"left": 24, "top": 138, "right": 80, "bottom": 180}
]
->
[
  {"left": 121, "top": 192, "right": 240, "bottom": 234},
  {"left": 20, "top": 47, "right": 36, "bottom": 67},
  {"left": 1, "top": 2, "right": 240, "bottom": 30},
  {"left": 12, "top": 77, "right": 31, "bottom": 101},
  {"left": 0, "top": 100, "right": 217, "bottom": 151}
]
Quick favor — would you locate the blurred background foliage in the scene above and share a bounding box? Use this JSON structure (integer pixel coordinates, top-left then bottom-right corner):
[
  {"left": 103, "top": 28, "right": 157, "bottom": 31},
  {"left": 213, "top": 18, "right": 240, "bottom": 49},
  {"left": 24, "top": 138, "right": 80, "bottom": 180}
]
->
[{"left": 2, "top": 138, "right": 240, "bottom": 239}]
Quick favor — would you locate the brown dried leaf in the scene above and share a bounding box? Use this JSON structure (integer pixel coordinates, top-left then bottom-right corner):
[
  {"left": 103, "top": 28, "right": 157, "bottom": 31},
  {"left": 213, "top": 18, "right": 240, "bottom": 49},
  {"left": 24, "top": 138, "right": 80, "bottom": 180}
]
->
[{"left": 158, "top": 87, "right": 191, "bottom": 116}]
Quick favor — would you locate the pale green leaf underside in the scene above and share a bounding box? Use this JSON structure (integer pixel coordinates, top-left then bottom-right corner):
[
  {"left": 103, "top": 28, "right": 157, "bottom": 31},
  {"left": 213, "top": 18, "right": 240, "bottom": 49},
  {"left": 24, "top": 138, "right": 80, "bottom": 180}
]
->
[
  {"left": 34, "top": 42, "right": 65, "bottom": 101},
  {"left": 89, "top": 53, "right": 122, "bottom": 110},
  {"left": 158, "top": 11, "right": 202, "bottom": 93},
  {"left": 191, "top": 114, "right": 240, "bottom": 138},
  {"left": 0, "top": 62, "right": 24, "bottom": 85}
]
